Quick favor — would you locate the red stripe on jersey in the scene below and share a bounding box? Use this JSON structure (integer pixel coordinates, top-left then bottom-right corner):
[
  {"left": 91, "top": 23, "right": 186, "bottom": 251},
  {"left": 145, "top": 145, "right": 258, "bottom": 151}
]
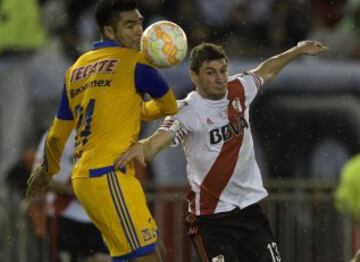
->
[
  {"left": 187, "top": 189, "right": 196, "bottom": 213},
  {"left": 199, "top": 79, "right": 246, "bottom": 215},
  {"left": 160, "top": 119, "right": 174, "bottom": 128}
]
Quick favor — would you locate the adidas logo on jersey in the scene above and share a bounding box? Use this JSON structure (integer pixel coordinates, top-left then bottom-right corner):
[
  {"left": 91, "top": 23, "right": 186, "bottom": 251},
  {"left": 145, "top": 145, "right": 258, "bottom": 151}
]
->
[{"left": 206, "top": 118, "right": 215, "bottom": 125}]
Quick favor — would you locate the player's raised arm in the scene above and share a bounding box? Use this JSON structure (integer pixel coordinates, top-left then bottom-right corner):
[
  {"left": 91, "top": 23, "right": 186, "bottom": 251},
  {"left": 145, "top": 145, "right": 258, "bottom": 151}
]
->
[
  {"left": 140, "top": 89, "right": 177, "bottom": 121},
  {"left": 135, "top": 55, "right": 178, "bottom": 121},
  {"left": 115, "top": 114, "right": 186, "bottom": 168},
  {"left": 250, "top": 40, "right": 329, "bottom": 84}
]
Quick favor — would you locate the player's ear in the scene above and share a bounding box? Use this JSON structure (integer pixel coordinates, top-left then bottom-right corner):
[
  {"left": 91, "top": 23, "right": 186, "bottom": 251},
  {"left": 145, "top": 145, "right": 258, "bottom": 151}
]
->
[
  {"left": 103, "top": 26, "right": 115, "bottom": 40},
  {"left": 189, "top": 70, "right": 199, "bottom": 87}
]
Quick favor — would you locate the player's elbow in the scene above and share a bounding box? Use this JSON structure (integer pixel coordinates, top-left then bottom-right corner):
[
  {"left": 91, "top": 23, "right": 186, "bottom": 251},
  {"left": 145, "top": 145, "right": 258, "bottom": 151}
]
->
[
  {"left": 162, "top": 104, "right": 178, "bottom": 115},
  {"left": 158, "top": 90, "right": 178, "bottom": 115},
  {"left": 264, "top": 73, "right": 275, "bottom": 83}
]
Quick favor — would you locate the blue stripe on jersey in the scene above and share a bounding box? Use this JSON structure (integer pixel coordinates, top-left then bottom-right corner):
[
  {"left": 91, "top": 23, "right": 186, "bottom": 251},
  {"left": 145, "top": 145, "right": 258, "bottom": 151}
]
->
[
  {"left": 107, "top": 171, "right": 139, "bottom": 251},
  {"left": 56, "top": 85, "right": 73, "bottom": 120},
  {"left": 92, "top": 40, "right": 119, "bottom": 50},
  {"left": 135, "top": 63, "right": 169, "bottom": 98},
  {"left": 110, "top": 171, "right": 141, "bottom": 247},
  {"left": 89, "top": 165, "right": 126, "bottom": 177},
  {"left": 112, "top": 243, "right": 157, "bottom": 261}
]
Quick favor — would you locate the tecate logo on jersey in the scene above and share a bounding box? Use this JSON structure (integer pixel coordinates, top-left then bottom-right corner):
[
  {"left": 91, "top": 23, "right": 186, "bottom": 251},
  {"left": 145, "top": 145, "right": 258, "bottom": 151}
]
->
[{"left": 70, "top": 59, "right": 119, "bottom": 83}]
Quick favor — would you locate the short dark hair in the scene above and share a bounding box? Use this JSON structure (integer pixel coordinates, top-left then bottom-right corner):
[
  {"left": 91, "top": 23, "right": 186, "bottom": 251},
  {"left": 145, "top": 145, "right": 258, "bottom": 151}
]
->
[
  {"left": 189, "top": 43, "right": 227, "bottom": 74},
  {"left": 95, "top": 0, "right": 138, "bottom": 33}
]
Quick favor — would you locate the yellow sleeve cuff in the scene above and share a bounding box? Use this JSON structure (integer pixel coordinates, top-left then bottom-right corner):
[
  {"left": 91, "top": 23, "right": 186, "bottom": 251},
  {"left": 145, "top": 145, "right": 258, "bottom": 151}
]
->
[
  {"left": 43, "top": 118, "right": 74, "bottom": 175},
  {"left": 141, "top": 89, "right": 178, "bottom": 121}
]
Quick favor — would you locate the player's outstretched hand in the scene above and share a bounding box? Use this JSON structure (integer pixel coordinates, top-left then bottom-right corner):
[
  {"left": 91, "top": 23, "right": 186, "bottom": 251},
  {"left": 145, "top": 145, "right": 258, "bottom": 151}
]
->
[
  {"left": 26, "top": 165, "right": 52, "bottom": 199},
  {"left": 114, "top": 142, "right": 146, "bottom": 169},
  {"left": 297, "top": 40, "right": 329, "bottom": 56}
]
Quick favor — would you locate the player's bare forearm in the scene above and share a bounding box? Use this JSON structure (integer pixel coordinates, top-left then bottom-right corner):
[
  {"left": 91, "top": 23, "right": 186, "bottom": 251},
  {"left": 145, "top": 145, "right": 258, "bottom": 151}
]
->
[
  {"left": 114, "top": 130, "right": 172, "bottom": 168},
  {"left": 250, "top": 47, "right": 301, "bottom": 83},
  {"left": 143, "top": 130, "right": 173, "bottom": 160},
  {"left": 250, "top": 40, "right": 328, "bottom": 84}
]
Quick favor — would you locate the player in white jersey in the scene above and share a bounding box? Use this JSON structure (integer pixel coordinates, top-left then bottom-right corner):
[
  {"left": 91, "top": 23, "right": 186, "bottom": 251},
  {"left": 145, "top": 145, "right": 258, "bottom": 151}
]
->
[{"left": 114, "top": 41, "right": 328, "bottom": 262}]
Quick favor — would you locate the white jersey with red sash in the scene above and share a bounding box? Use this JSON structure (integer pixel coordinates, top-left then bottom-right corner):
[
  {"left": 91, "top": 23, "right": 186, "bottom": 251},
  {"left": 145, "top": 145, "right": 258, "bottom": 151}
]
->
[{"left": 160, "top": 72, "right": 267, "bottom": 215}]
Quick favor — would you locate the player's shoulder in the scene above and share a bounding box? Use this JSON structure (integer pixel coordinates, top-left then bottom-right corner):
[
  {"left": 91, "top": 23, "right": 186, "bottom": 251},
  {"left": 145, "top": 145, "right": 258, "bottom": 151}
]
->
[
  {"left": 176, "top": 92, "right": 195, "bottom": 114},
  {"left": 176, "top": 92, "right": 198, "bottom": 115},
  {"left": 228, "top": 71, "right": 250, "bottom": 82},
  {"left": 136, "top": 51, "right": 155, "bottom": 67},
  {"left": 182, "top": 91, "right": 198, "bottom": 108},
  {"left": 228, "top": 71, "right": 263, "bottom": 89},
  {"left": 82, "top": 46, "right": 140, "bottom": 63}
]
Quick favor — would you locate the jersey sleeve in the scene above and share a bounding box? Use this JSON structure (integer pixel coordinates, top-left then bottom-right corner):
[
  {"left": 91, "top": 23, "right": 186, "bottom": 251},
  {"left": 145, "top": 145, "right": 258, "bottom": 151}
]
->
[
  {"left": 135, "top": 54, "right": 178, "bottom": 121},
  {"left": 235, "top": 71, "right": 264, "bottom": 106},
  {"left": 33, "top": 132, "right": 47, "bottom": 170},
  {"left": 35, "top": 131, "right": 75, "bottom": 182},
  {"left": 158, "top": 101, "right": 197, "bottom": 146},
  {"left": 159, "top": 117, "right": 188, "bottom": 146},
  {"left": 140, "top": 89, "right": 177, "bottom": 121},
  {"left": 134, "top": 63, "right": 169, "bottom": 98},
  {"left": 57, "top": 85, "right": 74, "bottom": 120},
  {"left": 43, "top": 84, "right": 74, "bottom": 175}
]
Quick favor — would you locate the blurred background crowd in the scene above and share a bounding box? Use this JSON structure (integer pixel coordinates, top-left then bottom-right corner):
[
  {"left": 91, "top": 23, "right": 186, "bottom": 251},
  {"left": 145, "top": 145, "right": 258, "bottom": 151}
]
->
[
  {"left": 1, "top": 0, "right": 360, "bottom": 182},
  {"left": 1, "top": 0, "right": 360, "bottom": 261}
]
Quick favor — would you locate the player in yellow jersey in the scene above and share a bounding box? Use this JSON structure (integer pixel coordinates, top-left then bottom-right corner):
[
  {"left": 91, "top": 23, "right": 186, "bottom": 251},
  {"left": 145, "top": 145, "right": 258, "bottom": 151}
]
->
[{"left": 26, "top": 0, "right": 178, "bottom": 261}]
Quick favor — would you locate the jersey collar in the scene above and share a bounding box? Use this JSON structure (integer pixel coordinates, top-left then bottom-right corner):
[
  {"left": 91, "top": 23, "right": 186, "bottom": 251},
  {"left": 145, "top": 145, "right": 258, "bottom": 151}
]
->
[{"left": 92, "top": 40, "right": 119, "bottom": 50}]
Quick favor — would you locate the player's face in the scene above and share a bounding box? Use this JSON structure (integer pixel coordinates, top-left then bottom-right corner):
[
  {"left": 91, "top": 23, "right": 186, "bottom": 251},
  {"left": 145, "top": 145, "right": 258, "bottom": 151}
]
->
[
  {"left": 191, "top": 58, "right": 228, "bottom": 100},
  {"left": 113, "top": 10, "right": 144, "bottom": 50}
]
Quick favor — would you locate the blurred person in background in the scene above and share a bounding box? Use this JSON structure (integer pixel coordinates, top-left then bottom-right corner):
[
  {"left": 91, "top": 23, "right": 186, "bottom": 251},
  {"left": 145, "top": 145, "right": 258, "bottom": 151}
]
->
[
  {"left": 336, "top": 154, "right": 360, "bottom": 262},
  {"left": 6, "top": 148, "right": 36, "bottom": 196},
  {"left": 4, "top": 147, "right": 47, "bottom": 261},
  {"left": 115, "top": 40, "right": 328, "bottom": 262},
  {"left": 26, "top": 0, "right": 178, "bottom": 261},
  {"left": 307, "top": 0, "right": 360, "bottom": 59},
  {"left": 0, "top": 0, "right": 46, "bottom": 179},
  {"left": 335, "top": 0, "right": 360, "bottom": 58},
  {"left": 32, "top": 131, "right": 110, "bottom": 262}
]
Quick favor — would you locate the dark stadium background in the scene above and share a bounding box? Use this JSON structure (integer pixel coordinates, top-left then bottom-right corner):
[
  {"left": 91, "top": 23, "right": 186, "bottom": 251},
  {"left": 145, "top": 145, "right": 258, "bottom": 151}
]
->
[{"left": 0, "top": 0, "right": 359, "bottom": 261}]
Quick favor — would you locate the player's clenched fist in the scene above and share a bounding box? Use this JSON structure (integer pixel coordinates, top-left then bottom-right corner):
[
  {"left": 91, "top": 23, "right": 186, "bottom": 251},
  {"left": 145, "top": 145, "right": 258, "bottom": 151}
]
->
[
  {"left": 296, "top": 40, "right": 329, "bottom": 56},
  {"left": 26, "top": 165, "right": 52, "bottom": 199}
]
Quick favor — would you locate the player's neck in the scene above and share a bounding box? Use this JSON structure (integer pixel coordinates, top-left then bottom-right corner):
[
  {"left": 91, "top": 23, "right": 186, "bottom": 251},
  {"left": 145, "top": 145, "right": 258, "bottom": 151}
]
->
[{"left": 196, "top": 88, "right": 226, "bottom": 101}]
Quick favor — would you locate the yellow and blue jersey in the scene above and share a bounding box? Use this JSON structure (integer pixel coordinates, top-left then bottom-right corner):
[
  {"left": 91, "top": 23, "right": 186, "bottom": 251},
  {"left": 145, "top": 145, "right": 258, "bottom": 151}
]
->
[
  {"left": 45, "top": 40, "right": 177, "bottom": 178},
  {"left": 42, "top": 41, "right": 177, "bottom": 259}
]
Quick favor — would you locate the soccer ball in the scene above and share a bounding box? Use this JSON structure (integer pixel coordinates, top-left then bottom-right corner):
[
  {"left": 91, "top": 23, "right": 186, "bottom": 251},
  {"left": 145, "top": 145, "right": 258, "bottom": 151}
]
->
[{"left": 141, "top": 21, "right": 188, "bottom": 68}]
